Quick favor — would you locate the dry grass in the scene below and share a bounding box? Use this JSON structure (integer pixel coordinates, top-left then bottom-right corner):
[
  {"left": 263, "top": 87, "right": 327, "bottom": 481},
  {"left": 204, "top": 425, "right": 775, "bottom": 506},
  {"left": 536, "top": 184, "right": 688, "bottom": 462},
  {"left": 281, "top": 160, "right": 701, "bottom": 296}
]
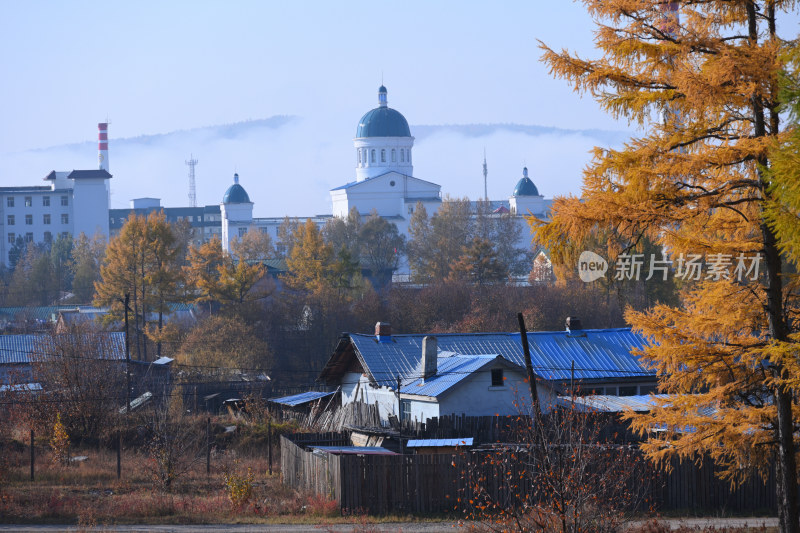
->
[{"left": 0, "top": 444, "right": 346, "bottom": 525}]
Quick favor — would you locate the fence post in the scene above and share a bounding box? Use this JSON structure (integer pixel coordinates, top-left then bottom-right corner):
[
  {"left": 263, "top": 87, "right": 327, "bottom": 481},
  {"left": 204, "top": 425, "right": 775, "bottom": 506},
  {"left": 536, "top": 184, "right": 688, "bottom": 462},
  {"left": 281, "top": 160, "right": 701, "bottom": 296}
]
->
[
  {"left": 268, "top": 419, "right": 273, "bottom": 476},
  {"left": 117, "top": 430, "right": 121, "bottom": 479},
  {"left": 29, "top": 429, "right": 34, "bottom": 481},
  {"left": 206, "top": 417, "right": 211, "bottom": 476}
]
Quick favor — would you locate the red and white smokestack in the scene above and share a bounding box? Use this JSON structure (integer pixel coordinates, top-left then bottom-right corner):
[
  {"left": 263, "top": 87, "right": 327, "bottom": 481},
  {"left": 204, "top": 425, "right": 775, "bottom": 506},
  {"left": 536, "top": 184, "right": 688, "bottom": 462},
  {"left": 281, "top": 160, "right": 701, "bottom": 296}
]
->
[{"left": 98, "top": 122, "right": 109, "bottom": 172}]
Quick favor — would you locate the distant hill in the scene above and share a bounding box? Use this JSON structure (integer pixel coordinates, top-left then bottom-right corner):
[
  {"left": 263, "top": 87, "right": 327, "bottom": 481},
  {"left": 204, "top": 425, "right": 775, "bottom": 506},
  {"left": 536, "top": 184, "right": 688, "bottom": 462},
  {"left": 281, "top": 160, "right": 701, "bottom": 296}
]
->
[
  {"left": 23, "top": 117, "right": 630, "bottom": 154},
  {"left": 412, "top": 123, "right": 631, "bottom": 145}
]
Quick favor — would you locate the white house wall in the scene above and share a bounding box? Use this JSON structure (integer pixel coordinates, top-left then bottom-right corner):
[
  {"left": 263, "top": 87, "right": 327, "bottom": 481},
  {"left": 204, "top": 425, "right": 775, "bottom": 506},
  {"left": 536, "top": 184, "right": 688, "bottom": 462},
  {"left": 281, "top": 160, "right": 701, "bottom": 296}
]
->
[
  {"left": 341, "top": 371, "right": 400, "bottom": 421},
  {"left": 437, "top": 368, "right": 555, "bottom": 418}
]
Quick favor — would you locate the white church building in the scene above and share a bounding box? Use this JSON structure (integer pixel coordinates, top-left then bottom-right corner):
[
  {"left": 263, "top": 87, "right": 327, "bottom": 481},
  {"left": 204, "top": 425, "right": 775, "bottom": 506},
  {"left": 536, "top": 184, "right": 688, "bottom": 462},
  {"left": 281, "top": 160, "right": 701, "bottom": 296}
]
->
[{"left": 3, "top": 87, "right": 552, "bottom": 276}]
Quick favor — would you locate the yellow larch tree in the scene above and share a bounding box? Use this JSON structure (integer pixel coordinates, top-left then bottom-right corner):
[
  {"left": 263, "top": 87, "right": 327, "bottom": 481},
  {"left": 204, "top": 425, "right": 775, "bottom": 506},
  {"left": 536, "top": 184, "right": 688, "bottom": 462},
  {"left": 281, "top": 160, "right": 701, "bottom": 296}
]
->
[{"left": 534, "top": 2, "right": 800, "bottom": 530}]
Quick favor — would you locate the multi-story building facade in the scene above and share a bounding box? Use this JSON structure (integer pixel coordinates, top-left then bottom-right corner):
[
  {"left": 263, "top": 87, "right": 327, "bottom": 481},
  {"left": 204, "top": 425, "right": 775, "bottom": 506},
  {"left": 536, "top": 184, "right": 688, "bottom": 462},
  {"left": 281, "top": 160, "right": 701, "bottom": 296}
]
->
[{"left": 0, "top": 169, "right": 111, "bottom": 265}]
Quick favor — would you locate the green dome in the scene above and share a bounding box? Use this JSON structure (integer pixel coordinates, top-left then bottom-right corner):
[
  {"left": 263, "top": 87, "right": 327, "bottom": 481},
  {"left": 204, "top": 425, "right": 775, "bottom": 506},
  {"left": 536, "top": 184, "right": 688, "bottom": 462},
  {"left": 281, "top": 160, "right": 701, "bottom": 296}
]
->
[
  {"left": 223, "top": 173, "right": 251, "bottom": 203},
  {"left": 356, "top": 107, "right": 411, "bottom": 138},
  {"left": 356, "top": 86, "right": 411, "bottom": 138},
  {"left": 513, "top": 167, "right": 539, "bottom": 197}
]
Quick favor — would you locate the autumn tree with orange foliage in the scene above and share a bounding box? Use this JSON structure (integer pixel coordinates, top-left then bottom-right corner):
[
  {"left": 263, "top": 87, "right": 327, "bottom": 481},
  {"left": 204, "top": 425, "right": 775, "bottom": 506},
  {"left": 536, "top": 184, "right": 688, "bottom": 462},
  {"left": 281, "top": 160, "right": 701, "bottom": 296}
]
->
[{"left": 535, "top": 2, "right": 800, "bottom": 530}]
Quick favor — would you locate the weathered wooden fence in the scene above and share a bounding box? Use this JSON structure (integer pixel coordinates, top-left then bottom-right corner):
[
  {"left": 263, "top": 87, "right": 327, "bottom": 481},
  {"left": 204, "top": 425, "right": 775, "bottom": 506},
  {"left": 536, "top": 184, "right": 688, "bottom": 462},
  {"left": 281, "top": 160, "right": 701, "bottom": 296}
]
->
[
  {"left": 281, "top": 432, "right": 778, "bottom": 515},
  {"left": 401, "top": 413, "right": 640, "bottom": 445},
  {"left": 281, "top": 432, "right": 348, "bottom": 500}
]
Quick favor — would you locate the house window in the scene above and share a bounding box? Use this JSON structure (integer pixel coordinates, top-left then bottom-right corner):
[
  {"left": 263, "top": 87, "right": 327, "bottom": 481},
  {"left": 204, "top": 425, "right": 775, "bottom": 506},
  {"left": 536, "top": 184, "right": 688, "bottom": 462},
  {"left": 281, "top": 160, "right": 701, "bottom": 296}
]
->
[
  {"left": 358, "top": 151, "right": 361, "bottom": 164},
  {"left": 618, "top": 385, "right": 637, "bottom": 396},
  {"left": 491, "top": 368, "right": 504, "bottom": 387},
  {"left": 400, "top": 400, "right": 411, "bottom": 422},
  {"left": 43, "top": 214, "right": 51, "bottom": 225},
  {"left": 391, "top": 149, "right": 396, "bottom": 162},
  {"left": 42, "top": 196, "right": 50, "bottom": 207},
  {"left": 381, "top": 149, "right": 386, "bottom": 162},
  {"left": 44, "top": 231, "right": 52, "bottom": 243},
  {"left": 370, "top": 149, "right": 376, "bottom": 163},
  {"left": 60, "top": 232, "right": 70, "bottom": 240},
  {"left": 7, "top": 233, "right": 14, "bottom": 244},
  {"left": 639, "top": 384, "right": 656, "bottom": 395},
  {"left": 24, "top": 232, "right": 33, "bottom": 243},
  {"left": 24, "top": 196, "right": 32, "bottom": 207},
  {"left": 401, "top": 149, "right": 405, "bottom": 162},
  {"left": 7, "top": 215, "right": 14, "bottom": 226},
  {"left": 61, "top": 214, "right": 69, "bottom": 224},
  {"left": 25, "top": 214, "right": 32, "bottom": 225},
  {"left": 61, "top": 195, "right": 68, "bottom": 206},
  {"left": 238, "top": 227, "right": 247, "bottom": 237},
  {"left": 6, "top": 197, "right": 13, "bottom": 208}
]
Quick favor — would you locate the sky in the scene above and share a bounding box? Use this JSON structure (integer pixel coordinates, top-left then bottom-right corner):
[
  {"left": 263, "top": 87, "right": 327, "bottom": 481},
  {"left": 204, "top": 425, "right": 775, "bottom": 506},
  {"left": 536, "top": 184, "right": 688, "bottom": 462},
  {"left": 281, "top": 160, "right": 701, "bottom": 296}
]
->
[{"left": 1, "top": 2, "right": 798, "bottom": 216}]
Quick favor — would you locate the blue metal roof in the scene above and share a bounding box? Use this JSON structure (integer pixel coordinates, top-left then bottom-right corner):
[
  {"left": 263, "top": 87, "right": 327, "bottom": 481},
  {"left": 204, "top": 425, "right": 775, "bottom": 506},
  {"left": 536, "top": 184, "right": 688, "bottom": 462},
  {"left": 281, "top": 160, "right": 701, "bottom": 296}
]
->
[
  {"left": 269, "top": 390, "right": 335, "bottom": 407},
  {"left": 346, "top": 328, "right": 652, "bottom": 388},
  {"left": 401, "top": 353, "right": 520, "bottom": 398},
  {"left": 406, "top": 438, "right": 474, "bottom": 448},
  {"left": 0, "top": 332, "right": 126, "bottom": 365},
  {"left": 356, "top": 107, "right": 411, "bottom": 138}
]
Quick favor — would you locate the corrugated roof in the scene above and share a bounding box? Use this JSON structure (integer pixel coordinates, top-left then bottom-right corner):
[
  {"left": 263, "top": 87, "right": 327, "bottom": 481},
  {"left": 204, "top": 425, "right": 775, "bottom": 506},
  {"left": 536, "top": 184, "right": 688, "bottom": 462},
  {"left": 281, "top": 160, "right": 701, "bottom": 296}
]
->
[
  {"left": 0, "top": 305, "right": 100, "bottom": 323},
  {"left": 67, "top": 169, "right": 112, "bottom": 180},
  {"left": 0, "top": 332, "right": 126, "bottom": 365},
  {"left": 406, "top": 438, "right": 474, "bottom": 448},
  {"left": 556, "top": 394, "right": 668, "bottom": 413},
  {"left": 401, "top": 353, "right": 518, "bottom": 398},
  {"left": 270, "top": 390, "right": 335, "bottom": 407},
  {"left": 346, "top": 329, "right": 652, "bottom": 389},
  {"left": 312, "top": 446, "right": 397, "bottom": 455}
]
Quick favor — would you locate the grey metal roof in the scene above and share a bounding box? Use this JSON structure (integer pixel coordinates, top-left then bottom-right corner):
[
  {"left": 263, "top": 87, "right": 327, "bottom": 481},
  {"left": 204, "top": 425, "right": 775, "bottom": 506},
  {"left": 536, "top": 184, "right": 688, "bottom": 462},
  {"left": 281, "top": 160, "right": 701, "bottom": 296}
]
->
[
  {"left": 67, "top": 169, "right": 112, "bottom": 180},
  {"left": 0, "top": 305, "right": 99, "bottom": 323},
  {"left": 269, "top": 390, "right": 334, "bottom": 407},
  {"left": 346, "top": 328, "right": 652, "bottom": 389},
  {"left": 401, "top": 353, "right": 519, "bottom": 398},
  {"left": 556, "top": 394, "right": 667, "bottom": 412},
  {"left": 0, "top": 332, "right": 126, "bottom": 365},
  {"left": 312, "top": 446, "right": 397, "bottom": 455},
  {"left": 406, "top": 438, "right": 474, "bottom": 448}
]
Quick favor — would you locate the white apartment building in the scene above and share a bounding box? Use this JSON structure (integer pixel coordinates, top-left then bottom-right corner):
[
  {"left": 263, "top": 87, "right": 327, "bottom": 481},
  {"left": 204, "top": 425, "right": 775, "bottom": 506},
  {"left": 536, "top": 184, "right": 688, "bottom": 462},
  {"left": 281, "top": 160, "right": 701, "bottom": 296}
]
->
[{"left": 0, "top": 169, "right": 111, "bottom": 265}]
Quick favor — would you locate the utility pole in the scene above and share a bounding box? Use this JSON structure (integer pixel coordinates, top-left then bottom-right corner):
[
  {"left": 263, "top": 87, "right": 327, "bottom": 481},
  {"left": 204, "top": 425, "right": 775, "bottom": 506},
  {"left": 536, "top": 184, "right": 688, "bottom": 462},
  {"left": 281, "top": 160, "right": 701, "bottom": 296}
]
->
[
  {"left": 517, "top": 313, "right": 541, "bottom": 418},
  {"left": 123, "top": 294, "right": 131, "bottom": 414}
]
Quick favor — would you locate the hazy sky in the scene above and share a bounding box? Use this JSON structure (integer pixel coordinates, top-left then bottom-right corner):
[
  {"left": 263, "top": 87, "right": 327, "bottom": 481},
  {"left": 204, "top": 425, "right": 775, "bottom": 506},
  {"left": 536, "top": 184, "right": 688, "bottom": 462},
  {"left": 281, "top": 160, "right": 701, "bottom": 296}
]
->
[{"left": 1, "top": 2, "right": 798, "bottom": 215}]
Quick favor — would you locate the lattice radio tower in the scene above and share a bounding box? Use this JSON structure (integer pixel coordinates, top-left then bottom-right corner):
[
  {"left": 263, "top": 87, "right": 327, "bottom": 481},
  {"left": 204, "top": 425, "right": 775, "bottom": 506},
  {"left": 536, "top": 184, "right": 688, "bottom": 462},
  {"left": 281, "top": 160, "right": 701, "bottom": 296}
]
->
[
  {"left": 482, "top": 149, "right": 488, "bottom": 201},
  {"left": 185, "top": 155, "right": 198, "bottom": 208}
]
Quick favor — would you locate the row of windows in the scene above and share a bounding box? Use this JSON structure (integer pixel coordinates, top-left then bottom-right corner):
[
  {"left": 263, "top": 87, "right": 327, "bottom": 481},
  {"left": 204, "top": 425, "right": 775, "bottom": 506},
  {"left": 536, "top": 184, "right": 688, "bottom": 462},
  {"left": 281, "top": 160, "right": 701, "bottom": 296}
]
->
[
  {"left": 6, "top": 214, "right": 68, "bottom": 225},
  {"left": 6, "top": 195, "right": 68, "bottom": 208},
  {"left": 357, "top": 148, "right": 410, "bottom": 165},
  {"left": 7, "top": 231, "right": 69, "bottom": 244}
]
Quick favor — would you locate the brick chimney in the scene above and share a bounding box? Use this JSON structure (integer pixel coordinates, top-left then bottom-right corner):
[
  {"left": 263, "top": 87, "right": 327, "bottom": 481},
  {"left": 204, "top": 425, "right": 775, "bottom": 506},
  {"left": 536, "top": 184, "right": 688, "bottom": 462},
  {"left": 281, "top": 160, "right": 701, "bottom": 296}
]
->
[
  {"left": 375, "top": 322, "right": 392, "bottom": 343},
  {"left": 422, "top": 336, "right": 437, "bottom": 381},
  {"left": 565, "top": 316, "right": 582, "bottom": 332}
]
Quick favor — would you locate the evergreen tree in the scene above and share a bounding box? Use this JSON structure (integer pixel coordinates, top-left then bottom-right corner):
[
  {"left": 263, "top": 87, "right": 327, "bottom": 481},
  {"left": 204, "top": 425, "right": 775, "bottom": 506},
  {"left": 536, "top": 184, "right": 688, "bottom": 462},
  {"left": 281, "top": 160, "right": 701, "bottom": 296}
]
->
[{"left": 536, "top": 3, "right": 800, "bottom": 529}]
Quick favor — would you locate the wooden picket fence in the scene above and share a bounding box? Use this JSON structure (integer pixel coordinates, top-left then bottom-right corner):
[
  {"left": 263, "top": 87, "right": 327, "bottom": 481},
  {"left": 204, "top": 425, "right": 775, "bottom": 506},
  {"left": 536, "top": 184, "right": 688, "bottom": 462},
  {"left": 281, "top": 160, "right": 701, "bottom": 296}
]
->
[{"left": 281, "top": 431, "right": 778, "bottom": 515}]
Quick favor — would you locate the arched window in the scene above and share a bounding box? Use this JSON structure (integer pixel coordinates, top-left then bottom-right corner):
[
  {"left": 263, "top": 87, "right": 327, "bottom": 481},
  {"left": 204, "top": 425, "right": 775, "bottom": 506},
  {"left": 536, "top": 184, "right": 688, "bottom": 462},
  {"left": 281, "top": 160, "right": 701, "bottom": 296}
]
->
[
  {"left": 381, "top": 149, "right": 386, "bottom": 163},
  {"left": 371, "top": 149, "right": 376, "bottom": 163},
  {"left": 358, "top": 150, "right": 361, "bottom": 164},
  {"left": 391, "top": 149, "right": 396, "bottom": 162},
  {"left": 408, "top": 150, "right": 411, "bottom": 163},
  {"left": 401, "top": 149, "right": 405, "bottom": 162}
]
